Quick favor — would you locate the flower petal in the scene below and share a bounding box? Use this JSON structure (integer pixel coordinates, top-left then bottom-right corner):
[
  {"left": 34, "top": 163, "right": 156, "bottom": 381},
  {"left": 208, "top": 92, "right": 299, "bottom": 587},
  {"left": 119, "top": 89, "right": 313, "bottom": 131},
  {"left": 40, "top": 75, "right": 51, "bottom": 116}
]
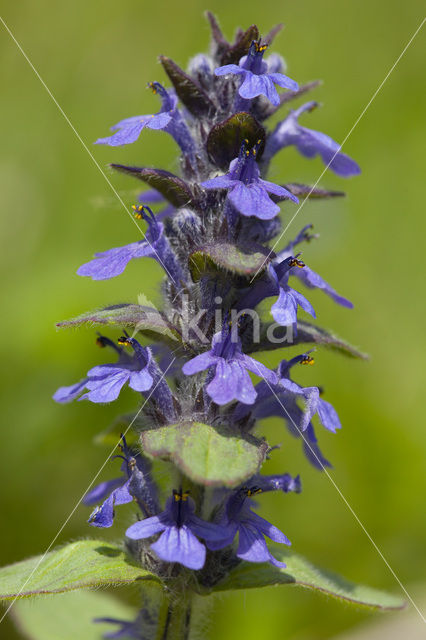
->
[
  {"left": 237, "top": 523, "right": 286, "bottom": 567},
  {"left": 268, "top": 72, "right": 299, "bottom": 92},
  {"left": 271, "top": 287, "right": 298, "bottom": 326},
  {"left": 243, "top": 355, "right": 278, "bottom": 385},
  {"left": 317, "top": 398, "right": 341, "bottom": 433},
  {"left": 83, "top": 477, "right": 124, "bottom": 506},
  {"left": 228, "top": 183, "right": 280, "bottom": 219},
  {"left": 96, "top": 120, "right": 147, "bottom": 146},
  {"left": 128, "top": 368, "right": 154, "bottom": 392},
  {"left": 80, "top": 370, "right": 130, "bottom": 403},
  {"left": 182, "top": 352, "right": 218, "bottom": 375},
  {"left": 201, "top": 175, "right": 236, "bottom": 190},
  {"left": 245, "top": 512, "right": 291, "bottom": 545},
  {"left": 125, "top": 515, "right": 165, "bottom": 540},
  {"left": 295, "top": 265, "right": 353, "bottom": 308},
  {"left": 53, "top": 379, "right": 87, "bottom": 403},
  {"left": 214, "top": 64, "right": 245, "bottom": 76},
  {"left": 151, "top": 526, "right": 206, "bottom": 570},
  {"left": 77, "top": 242, "right": 153, "bottom": 281}
]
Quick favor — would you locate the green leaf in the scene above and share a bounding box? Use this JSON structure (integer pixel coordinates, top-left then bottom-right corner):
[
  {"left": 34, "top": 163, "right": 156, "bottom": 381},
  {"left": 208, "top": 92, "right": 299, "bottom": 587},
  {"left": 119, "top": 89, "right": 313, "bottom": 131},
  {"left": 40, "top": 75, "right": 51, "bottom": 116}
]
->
[
  {"left": 111, "top": 164, "right": 196, "bottom": 208},
  {"left": 189, "top": 242, "right": 271, "bottom": 280},
  {"left": 56, "top": 304, "right": 181, "bottom": 345},
  {"left": 141, "top": 422, "right": 268, "bottom": 488},
  {"left": 10, "top": 590, "right": 136, "bottom": 640},
  {"left": 0, "top": 540, "right": 159, "bottom": 600},
  {"left": 159, "top": 56, "right": 214, "bottom": 116},
  {"left": 210, "top": 547, "right": 405, "bottom": 610},
  {"left": 251, "top": 320, "right": 368, "bottom": 359},
  {"left": 207, "top": 112, "right": 265, "bottom": 169}
]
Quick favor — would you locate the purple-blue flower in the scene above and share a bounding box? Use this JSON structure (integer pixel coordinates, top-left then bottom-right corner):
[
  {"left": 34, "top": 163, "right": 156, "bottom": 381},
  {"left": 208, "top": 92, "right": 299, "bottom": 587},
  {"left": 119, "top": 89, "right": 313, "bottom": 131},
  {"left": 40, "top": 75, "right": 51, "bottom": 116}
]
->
[
  {"left": 238, "top": 255, "right": 315, "bottom": 327},
  {"left": 234, "top": 353, "right": 340, "bottom": 469},
  {"left": 206, "top": 487, "right": 291, "bottom": 568},
  {"left": 264, "top": 101, "right": 361, "bottom": 177},
  {"left": 215, "top": 41, "right": 298, "bottom": 106},
  {"left": 94, "top": 608, "right": 154, "bottom": 639},
  {"left": 201, "top": 140, "right": 298, "bottom": 220},
  {"left": 276, "top": 225, "right": 353, "bottom": 308},
  {"left": 77, "top": 205, "right": 182, "bottom": 281},
  {"left": 53, "top": 336, "right": 153, "bottom": 404},
  {"left": 182, "top": 328, "right": 277, "bottom": 406},
  {"left": 252, "top": 472, "right": 302, "bottom": 495},
  {"left": 95, "top": 82, "right": 175, "bottom": 147},
  {"left": 84, "top": 436, "right": 159, "bottom": 528},
  {"left": 126, "top": 490, "right": 225, "bottom": 570}
]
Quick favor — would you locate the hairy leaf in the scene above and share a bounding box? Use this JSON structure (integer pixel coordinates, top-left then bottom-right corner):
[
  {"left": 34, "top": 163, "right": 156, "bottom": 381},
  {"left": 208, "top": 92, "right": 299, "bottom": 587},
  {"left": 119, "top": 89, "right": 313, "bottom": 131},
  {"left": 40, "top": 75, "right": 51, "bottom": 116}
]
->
[
  {"left": 205, "top": 11, "right": 229, "bottom": 59},
  {"left": 141, "top": 422, "right": 268, "bottom": 487},
  {"left": 111, "top": 165, "right": 196, "bottom": 208},
  {"left": 10, "top": 590, "right": 136, "bottom": 640},
  {"left": 190, "top": 242, "right": 272, "bottom": 280},
  {"left": 159, "top": 56, "right": 214, "bottom": 116},
  {"left": 207, "top": 112, "right": 265, "bottom": 169},
  {"left": 56, "top": 304, "right": 181, "bottom": 344},
  {"left": 0, "top": 540, "right": 159, "bottom": 600},
  {"left": 251, "top": 320, "right": 368, "bottom": 359},
  {"left": 209, "top": 546, "right": 405, "bottom": 610},
  {"left": 222, "top": 25, "right": 259, "bottom": 65},
  {"left": 283, "top": 183, "right": 345, "bottom": 199}
]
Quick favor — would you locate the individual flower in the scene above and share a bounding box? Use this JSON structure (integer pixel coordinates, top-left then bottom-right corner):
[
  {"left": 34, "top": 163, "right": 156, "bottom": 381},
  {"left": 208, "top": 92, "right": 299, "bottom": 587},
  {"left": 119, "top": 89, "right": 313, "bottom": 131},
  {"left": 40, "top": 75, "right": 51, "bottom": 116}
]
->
[
  {"left": 206, "top": 487, "right": 291, "bottom": 568},
  {"left": 201, "top": 140, "right": 298, "bottom": 220},
  {"left": 264, "top": 101, "right": 361, "bottom": 177},
  {"left": 235, "top": 353, "right": 340, "bottom": 433},
  {"left": 95, "top": 82, "right": 175, "bottom": 147},
  {"left": 53, "top": 336, "right": 153, "bottom": 404},
  {"left": 234, "top": 353, "right": 340, "bottom": 469},
  {"left": 215, "top": 40, "right": 298, "bottom": 106},
  {"left": 77, "top": 205, "right": 183, "bottom": 281},
  {"left": 182, "top": 327, "right": 277, "bottom": 406},
  {"left": 269, "top": 256, "right": 316, "bottom": 326},
  {"left": 238, "top": 255, "right": 315, "bottom": 327},
  {"left": 125, "top": 490, "right": 225, "bottom": 570},
  {"left": 276, "top": 225, "right": 353, "bottom": 308},
  {"left": 96, "top": 83, "right": 196, "bottom": 158},
  {"left": 84, "top": 436, "right": 159, "bottom": 528}
]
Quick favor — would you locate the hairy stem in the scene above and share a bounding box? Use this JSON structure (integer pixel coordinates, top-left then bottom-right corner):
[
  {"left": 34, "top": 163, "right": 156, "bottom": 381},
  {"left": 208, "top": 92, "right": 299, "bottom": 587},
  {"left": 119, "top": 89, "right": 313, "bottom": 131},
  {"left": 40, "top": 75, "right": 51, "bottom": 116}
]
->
[{"left": 160, "top": 594, "right": 193, "bottom": 640}]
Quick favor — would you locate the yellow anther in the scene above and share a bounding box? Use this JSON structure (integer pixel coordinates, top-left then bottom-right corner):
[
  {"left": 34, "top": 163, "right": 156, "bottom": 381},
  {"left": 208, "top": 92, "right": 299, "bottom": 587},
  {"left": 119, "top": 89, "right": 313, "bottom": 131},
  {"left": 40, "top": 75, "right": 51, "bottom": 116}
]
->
[
  {"left": 118, "top": 336, "right": 132, "bottom": 347},
  {"left": 132, "top": 204, "right": 144, "bottom": 219},
  {"left": 245, "top": 487, "right": 262, "bottom": 497},
  {"left": 301, "top": 355, "right": 315, "bottom": 366},
  {"left": 173, "top": 490, "right": 190, "bottom": 502},
  {"left": 289, "top": 257, "right": 305, "bottom": 269}
]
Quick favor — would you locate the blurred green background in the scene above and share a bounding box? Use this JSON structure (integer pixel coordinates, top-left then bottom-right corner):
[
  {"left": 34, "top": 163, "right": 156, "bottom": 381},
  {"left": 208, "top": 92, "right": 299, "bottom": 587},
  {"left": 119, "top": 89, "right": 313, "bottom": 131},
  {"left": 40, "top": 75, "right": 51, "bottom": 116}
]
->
[{"left": 1, "top": 0, "right": 425, "bottom": 638}]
